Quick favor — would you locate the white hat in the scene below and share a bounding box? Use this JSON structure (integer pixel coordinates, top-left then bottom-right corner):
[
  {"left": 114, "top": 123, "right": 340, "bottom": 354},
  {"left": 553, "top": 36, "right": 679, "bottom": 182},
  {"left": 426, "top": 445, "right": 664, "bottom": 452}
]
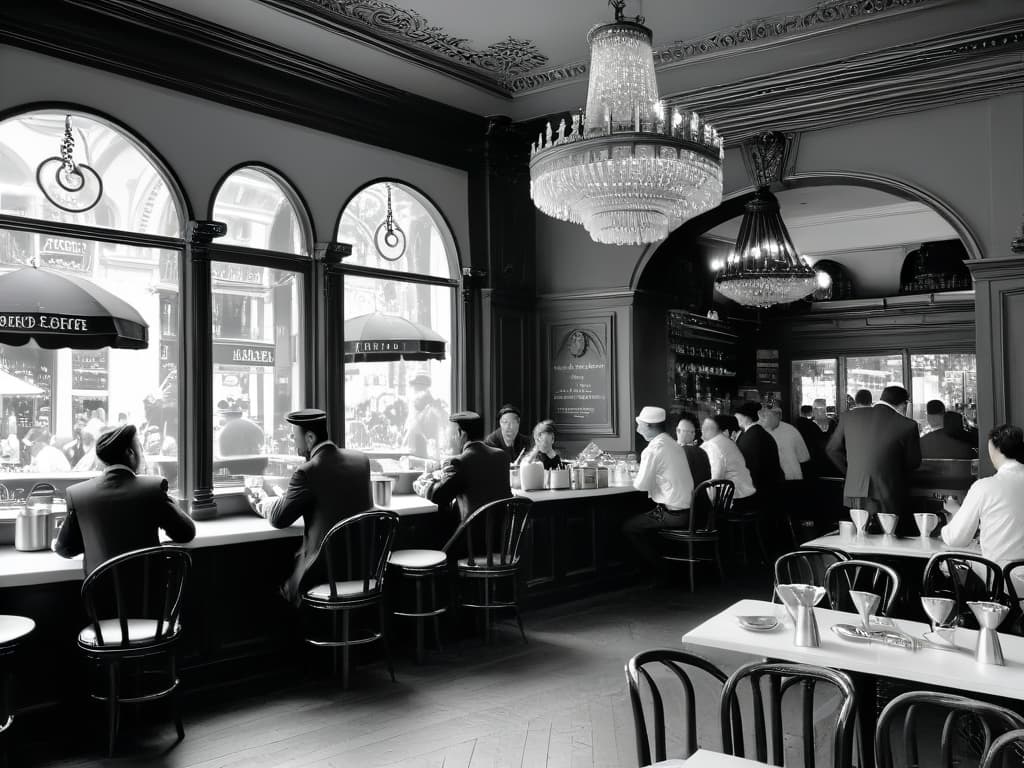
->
[{"left": 635, "top": 406, "right": 666, "bottom": 425}]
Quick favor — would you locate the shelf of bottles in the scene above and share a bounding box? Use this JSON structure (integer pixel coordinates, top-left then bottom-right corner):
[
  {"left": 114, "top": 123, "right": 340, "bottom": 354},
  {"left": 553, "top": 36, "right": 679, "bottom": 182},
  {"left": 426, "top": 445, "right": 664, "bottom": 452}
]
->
[
  {"left": 667, "top": 310, "right": 737, "bottom": 410},
  {"left": 901, "top": 272, "right": 972, "bottom": 295},
  {"left": 71, "top": 349, "right": 109, "bottom": 390}
]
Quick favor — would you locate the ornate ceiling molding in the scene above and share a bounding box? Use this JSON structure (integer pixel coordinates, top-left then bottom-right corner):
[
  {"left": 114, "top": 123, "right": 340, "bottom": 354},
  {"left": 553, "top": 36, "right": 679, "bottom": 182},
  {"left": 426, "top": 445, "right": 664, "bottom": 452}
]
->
[
  {"left": 256, "top": 0, "right": 546, "bottom": 95},
  {"left": 662, "top": 19, "right": 1024, "bottom": 146},
  {"left": 508, "top": 0, "right": 952, "bottom": 94}
]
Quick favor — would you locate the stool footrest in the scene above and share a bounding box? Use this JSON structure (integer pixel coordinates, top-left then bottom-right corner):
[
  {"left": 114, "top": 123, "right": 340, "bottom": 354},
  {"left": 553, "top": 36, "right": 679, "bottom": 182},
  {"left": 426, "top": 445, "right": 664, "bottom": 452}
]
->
[{"left": 394, "top": 607, "right": 448, "bottom": 618}]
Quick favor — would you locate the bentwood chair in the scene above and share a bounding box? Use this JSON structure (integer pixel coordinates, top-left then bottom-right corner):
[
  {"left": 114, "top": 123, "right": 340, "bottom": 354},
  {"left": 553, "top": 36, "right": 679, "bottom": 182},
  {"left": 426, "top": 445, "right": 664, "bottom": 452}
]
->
[
  {"left": 824, "top": 559, "right": 902, "bottom": 616},
  {"left": 658, "top": 479, "right": 733, "bottom": 591},
  {"left": 922, "top": 552, "right": 1007, "bottom": 629},
  {"left": 773, "top": 547, "right": 850, "bottom": 600},
  {"left": 300, "top": 510, "right": 399, "bottom": 689},
  {"left": 980, "top": 728, "right": 1024, "bottom": 768},
  {"left": 721, "top": 661, "right": 857, "bottom": 768},
  {"left": 0, "top": 615, "right": 34, "bottom": 768},
  {"left": 77, "top": 546, "right": 191, "bottom": 757},
  {"left": 625, "top": 649, "right": 739, "bottom": 767},
  {"left": 442, "top": 497, "right": 532, "bottom": 644},
  {"left": 875, "top": 691, "right": 1024, "bottom": 768},
  {"left": 1002, "top": 560, "right": 1024, "bottom": 636}
]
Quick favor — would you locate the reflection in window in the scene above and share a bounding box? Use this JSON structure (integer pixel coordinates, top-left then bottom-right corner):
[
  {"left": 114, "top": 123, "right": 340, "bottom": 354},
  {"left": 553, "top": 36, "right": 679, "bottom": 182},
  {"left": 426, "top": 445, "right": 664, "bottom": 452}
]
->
[
  {"left": 338, "top": 182, "right": 456, "bottom": 466},
  {"left": 845, "top": 354, "right": 904, "bottom": 412},
  {"left": 791, "top": 359, "right": 837, "bottom": 420},
  {"left": 212, "top": 167, "right": 308, "bottom": 255},
  {"left": 210, "top": 263, "right": 304, "bottom": 479},
  {"left": 911, "top": 353, "right": 977, "bottom": 433}
]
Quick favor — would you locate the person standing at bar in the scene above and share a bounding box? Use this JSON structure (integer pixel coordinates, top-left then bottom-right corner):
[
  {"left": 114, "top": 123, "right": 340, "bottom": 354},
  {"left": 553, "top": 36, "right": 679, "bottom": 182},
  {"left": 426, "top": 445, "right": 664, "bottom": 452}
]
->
[
  {"left": 248, "top": 409, "right": 372, "bottom": 604},
  {"left": 483, "top": 404, "right": 532, "bottom": 464},
  {"left": 761, "top": 406, "right": 810, "bottom": 482},
  {"left": 826, "top": 385, "right": 921, "bottom": 534},
  {"left": 623, "top": 406, "right": 694, "bottom": 579},
  {"left": 734, "top": 402, "right": 784, "bottom": 497},
  {"left": 920, "top": 400, "right": 976, "bottom": 459},
  {"left": 55, "top": 424, "right": 195, "bottom": 575}
]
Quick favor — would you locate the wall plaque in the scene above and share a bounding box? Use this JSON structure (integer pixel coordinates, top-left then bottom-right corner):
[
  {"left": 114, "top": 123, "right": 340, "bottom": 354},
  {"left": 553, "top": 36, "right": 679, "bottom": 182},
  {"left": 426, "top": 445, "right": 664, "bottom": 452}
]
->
[{"left": 547, "top": 317, "right": 615, "bottom": 435}]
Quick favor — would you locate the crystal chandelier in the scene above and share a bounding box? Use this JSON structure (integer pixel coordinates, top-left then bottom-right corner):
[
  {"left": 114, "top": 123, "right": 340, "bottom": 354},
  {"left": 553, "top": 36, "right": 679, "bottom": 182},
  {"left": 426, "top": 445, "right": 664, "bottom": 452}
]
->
[
  {"left": 713, "top": 132, "right": 816, "bottom": 308},
  {"left": 529, "top": 1, "right": 723, "bottom": 246}
]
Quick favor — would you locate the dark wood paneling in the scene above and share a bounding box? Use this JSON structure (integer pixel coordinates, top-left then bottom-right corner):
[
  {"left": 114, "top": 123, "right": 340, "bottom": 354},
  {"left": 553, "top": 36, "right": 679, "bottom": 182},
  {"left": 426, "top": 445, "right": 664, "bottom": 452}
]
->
[
  {"left": 480, "top": 291, "right": 535, "bottom": 425},
  {"left": 1000, "top": 288, "right": 1024, "bottom": 431}
]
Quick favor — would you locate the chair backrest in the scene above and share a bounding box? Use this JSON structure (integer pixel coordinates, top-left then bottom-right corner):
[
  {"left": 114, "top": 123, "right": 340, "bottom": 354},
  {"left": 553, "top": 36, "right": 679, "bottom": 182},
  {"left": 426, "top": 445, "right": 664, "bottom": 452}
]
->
[
  {"left": 923, "top": 552, "right": 1007, "bottom": 629},
  {"left": 686, "top": 479, "right": 734, "bottom": 535},
  {"left": 773, "top": 547, "right": 850, "bottom": 602},
  {"left": 80, "top": 545, "right": 191, "bottom": 649},
  {"left": 876, "top": 691, "right": 1024, "bottom": 768},
  {"left": 1002, "top": 560, "right": 1024, "bottom": 636},
  {"left": 721, "top": 660, "right": 857, "bottom": 768},
  {"left": 312, "top": 510, "right": 399, "bottom": 599},
  {"left": 625, "top": 649, "right": 738, "bottom": 766},
  {"left": 442, "top": 496, "right": 532, "bottom": 568},
  {"left": 980, "top": 728, "right": 1024, "bottom": 768},
  {"left": 824, "top": 559, "right": 902, "bottom": 616}
]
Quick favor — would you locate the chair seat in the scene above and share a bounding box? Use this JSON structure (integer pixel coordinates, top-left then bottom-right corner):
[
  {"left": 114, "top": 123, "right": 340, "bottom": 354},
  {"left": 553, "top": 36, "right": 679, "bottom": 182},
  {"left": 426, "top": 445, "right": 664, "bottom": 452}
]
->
[
  {"left": 458, "top": 555, "right": 518, "bottom": 569},
  {"left": 389, "top": 549, "right": 446, "bottom": 569},
  {"left": 305, "top": 578, "right": 378, "bottom": 600},
  {"left": 0, "top": 615, "right": 35, "bottom": 647},
  {"left": 78, "top": 619, "right": 180, "bottom": 648},
  {"left": 659, "top": 529, "right": 718, "bottom": 541}
]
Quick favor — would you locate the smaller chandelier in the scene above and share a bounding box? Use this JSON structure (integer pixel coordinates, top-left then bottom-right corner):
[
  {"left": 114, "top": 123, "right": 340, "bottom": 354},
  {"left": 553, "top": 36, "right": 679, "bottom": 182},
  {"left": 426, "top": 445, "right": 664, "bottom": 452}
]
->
[{"left": 529, "top": 1, "right": 723, "bottom": 246}]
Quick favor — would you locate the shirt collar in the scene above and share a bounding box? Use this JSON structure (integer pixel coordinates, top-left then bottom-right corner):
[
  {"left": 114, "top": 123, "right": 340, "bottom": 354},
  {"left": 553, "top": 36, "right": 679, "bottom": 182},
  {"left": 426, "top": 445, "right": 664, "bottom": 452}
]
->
[
  {"left": 310, "top": 440, "right": 335, "bottom": 459},
  {"left": 875, "top": 401, "right": 902, "bottom": 414},
  {"left": 997, "top": 459, "right": 1023, "bottom": 474},
  {"left": 104, "top": 464, "right": 136, "bottom": 477}
]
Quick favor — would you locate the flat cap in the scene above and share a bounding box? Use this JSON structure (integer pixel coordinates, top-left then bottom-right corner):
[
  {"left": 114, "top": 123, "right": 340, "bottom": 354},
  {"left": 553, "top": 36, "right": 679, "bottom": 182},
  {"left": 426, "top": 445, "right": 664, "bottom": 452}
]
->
[
  {"left": 409, "top": 373, "right": 432, "bottom": 389},
  {"left": 735, "top": 401, "right": 763, "bottom": 419},
  {"left": 285, "top": 408, "right": 327, "bottom": 426},
  {"left": 497, "top": 403, "right": 521, "bottom": 420},
  {"left": 449, "top": 410, "right": 481, "bottom": 429},
  {"left": 635, "top": 406, "right": 666, "bottom": 425},
  {"left": 96, "top": 424, "right": 137, "bottom": 464}
]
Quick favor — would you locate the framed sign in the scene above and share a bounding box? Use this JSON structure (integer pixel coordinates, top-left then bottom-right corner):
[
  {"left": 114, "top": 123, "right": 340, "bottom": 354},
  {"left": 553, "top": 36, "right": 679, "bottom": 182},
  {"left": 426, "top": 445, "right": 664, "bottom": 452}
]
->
[{"left": 546, "top": 316, "right": 616, "bottom": 435}]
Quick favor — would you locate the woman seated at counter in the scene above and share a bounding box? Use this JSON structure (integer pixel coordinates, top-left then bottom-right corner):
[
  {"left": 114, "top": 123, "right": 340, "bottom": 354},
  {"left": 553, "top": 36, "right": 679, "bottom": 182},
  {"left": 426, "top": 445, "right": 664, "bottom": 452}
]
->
[{"left": 523, "top": 420, "right": 561, "bottom": 470}]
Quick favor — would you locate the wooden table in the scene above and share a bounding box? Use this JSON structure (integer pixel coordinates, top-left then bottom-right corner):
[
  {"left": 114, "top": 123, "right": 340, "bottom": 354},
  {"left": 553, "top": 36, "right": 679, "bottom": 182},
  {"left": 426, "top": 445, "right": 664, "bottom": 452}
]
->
[{"left": 803, "top": 532, "right": 980, "bottom": 560}]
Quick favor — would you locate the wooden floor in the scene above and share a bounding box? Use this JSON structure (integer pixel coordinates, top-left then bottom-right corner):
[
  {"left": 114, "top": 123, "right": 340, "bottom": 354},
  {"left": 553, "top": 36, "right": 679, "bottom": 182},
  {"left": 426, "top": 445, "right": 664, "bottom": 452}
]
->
[{"left": 21, "top": 574, "right": 771, "bottom": 768}]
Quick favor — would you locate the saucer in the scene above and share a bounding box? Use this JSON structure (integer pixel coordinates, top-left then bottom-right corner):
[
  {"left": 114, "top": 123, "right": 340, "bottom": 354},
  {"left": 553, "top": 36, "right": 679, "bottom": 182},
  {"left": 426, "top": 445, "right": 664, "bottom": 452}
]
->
[{"left": 737, "top": 615, "right": 779, "bottom": 632}]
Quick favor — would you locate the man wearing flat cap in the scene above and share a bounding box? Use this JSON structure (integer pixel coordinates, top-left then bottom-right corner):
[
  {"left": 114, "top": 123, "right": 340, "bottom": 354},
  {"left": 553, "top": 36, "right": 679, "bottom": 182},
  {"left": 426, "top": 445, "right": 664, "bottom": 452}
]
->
[
  {"left": 483, "top": 404, "right": 532, "bottom": 464},
  {"left": 249, "top": 408, "right": 373, "bottom": 604},
  {"left": 622, "top": 406, "right": 694, "bottom": 579},
  {"left": 414, "top": 411, "right": 510, "bottom": 523},
  {"left": 55, "top": 424, "right": 195, "bottom": 576}
]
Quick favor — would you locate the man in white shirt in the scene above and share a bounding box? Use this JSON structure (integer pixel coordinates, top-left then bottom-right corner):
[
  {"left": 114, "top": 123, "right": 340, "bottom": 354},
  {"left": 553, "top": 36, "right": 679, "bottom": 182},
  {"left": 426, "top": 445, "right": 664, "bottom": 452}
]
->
[
  {"left": 941, "top": 423, "right": 1024, "bottom": 568},
  {"left": 761, "top": 406, "right": 811, "bottom": 481},
  {"left": 622, "top": 406, "right": 694, "bottom": 579},
  {"left": 700, "top": 415, "right": 756, "bottom": 506}
]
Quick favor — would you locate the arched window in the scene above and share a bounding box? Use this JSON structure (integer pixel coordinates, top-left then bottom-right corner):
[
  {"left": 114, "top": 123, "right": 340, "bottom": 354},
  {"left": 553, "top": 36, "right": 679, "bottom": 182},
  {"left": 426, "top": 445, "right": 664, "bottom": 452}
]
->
[
  {"left": 338, "top": 181, "right": 458, "bottom": 462},
  {"left": 0, "top": 107, "right": 186, "bottom": 493},
  {"left": 209, "top": 166, "right": 312, "bottom": 478}
]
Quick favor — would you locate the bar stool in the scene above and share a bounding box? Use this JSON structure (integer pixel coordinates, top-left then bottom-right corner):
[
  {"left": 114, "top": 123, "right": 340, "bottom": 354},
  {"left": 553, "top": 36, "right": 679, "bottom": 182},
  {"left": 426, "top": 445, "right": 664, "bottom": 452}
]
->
[
  {"left": 0, "top": 615, "right": 34, "bottom": 767},
  {"left": 387, "top": 549, "right": 447, "bottom": 663}
]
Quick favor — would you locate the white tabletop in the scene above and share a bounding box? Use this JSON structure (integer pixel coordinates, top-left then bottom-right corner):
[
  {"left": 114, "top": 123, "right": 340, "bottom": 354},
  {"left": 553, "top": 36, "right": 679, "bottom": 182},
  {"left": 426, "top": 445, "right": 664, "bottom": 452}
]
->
[
  {"left": 663, "top": 750, "right": 770, "bottom": 767},
  {"left": 513, "top": 485, "right": 642, "bottom": 502},
  {"left": 0, "top": 495, "right": 438, "bottom": 588},
  {"left": 0, "top": 614, "right": 35, "bottom": 645},
  {"left": 804, "top": 532, "right": 980, "bottom": 559},
  {"left": 682, "top": 599, "right": 1024, "bottom": 701}
]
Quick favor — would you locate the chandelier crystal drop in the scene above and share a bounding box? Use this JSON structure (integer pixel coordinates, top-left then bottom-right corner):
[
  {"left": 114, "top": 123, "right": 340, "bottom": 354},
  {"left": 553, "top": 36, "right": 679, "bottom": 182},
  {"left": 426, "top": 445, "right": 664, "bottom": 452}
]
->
[
  {"left": 713, "top": 188, "right": 817, "bottom": 308},
  {"left": 529, "top": 2, "right": 723, "bottom": 246}
]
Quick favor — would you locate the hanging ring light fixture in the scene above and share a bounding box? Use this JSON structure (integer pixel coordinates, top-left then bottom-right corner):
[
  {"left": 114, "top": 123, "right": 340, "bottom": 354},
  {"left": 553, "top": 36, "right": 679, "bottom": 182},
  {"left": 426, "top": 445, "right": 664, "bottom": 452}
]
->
[
  {"left": 374, "top": 182, "right": 407, "bottom": 261},
  {"left": 36, "top": 115, "right": 104, "bottom": 213}
]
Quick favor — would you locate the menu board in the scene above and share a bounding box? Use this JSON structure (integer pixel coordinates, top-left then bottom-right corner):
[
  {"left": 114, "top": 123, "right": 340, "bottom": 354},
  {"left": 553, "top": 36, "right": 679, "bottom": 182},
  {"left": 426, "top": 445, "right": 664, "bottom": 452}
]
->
[{"left": 547, "top": 318, "right": 615, "bottom": 435}]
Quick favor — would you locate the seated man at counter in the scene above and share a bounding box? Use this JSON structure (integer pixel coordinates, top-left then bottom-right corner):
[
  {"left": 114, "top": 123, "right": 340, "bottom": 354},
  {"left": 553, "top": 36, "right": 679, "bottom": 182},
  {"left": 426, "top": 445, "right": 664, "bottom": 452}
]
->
[
  {"left": 942, "top": 423, "right": 1024, "bottom": 568},
  {"left": 921, "top": 400, "right": 977, "bottom": 459},
  {"left": 701, "top": 415, "right": 757, "bottom": 510},
  {"left": 414, "top": 411, "right": 510, "bottom": 522},
  {"left": 249, "top": 408, "right": 372, "bottom": 605},
  {"left": 54, "top": 424, "right": 195, "bottom": 575},
  {"left": 734, "top": 402, "right": 784, "bottom": 498},
  {"left": 623, "top": 406, "right": 694, "bottom": 580},
  {"left": 483, "top": 404, "right": 532, "bottom": 464},
  {"left": 675, "top": 411, "right": 711, "bottom": 488}
]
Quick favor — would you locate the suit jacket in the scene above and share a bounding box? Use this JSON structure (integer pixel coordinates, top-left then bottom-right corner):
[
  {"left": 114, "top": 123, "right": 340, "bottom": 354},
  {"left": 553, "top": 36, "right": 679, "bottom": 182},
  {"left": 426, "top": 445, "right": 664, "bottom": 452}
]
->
[
  {"left": 795, "top": 417, "right": 838, "bottom": 477},
  {"left": 683, "top": 445, "right": 712, "bottom": 489},
  {"left": 263, "top": 441, "right": 372, "bottom": 604},
  {"left": 423, "top": 441, "right": 511, "bottom": 522},
  {"left": 55, "top": 466, "right": 196, "bottom": 576},
  {"left": 920, "top": 429, "right": 977, "bottom": 460},
  {"left": 736, "top": 424, "right": 784, "bottom": 494},
  {"left": 482, "top": 428, "right": 532, "bottom": 465},
  {"left": 826, "top": 403, "right": 922, "bottom": 515}
]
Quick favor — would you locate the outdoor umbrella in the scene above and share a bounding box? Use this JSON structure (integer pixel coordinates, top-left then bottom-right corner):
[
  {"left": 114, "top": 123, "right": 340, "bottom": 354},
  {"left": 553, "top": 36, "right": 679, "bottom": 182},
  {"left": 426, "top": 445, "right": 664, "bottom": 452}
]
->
[
  {"left": 0, "top": 266, "right": 148, "bottom": 349},
  {"left": 343, "top": 312, "right": 446, "bottom": 363}
]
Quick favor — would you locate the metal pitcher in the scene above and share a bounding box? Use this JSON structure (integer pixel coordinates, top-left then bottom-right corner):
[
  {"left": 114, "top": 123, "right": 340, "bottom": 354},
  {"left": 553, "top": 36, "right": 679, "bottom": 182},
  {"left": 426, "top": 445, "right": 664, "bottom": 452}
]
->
[
  {"left": 776, "top": 584, "right": 826, "bottom": 647},
  {"left": 15, "top": 482, "right": 56, "bottom": 552},
  {"left": 968, "top": 601, "right": 1009, "bottom": 666}
]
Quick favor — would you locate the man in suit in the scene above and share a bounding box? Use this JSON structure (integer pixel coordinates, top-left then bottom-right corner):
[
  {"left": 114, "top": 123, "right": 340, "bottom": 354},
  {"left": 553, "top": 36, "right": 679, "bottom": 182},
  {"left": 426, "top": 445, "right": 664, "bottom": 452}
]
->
[
  {"left": 250, "top": 409, "right": 373, "bottom": 604},
  {"left": 826, "top": 385, "right": 922, "bottom": 533},
  {"left": 920, "top": 400, "right": 977, "bottom": 459},
  {"left": 675, "top": 411, "right": 711, "bottom": 487},
  {"left": 55, "top": 424, "right": 195, "bottom": 575},
  {"left": 482, "top": 404, "right": 532, "bottom": 464},
  {"left": 414, "top": 411, "right": 510, "bottom": 523},
  {"left": 734, "top": 402, "right": 784, "bottom": 497}
]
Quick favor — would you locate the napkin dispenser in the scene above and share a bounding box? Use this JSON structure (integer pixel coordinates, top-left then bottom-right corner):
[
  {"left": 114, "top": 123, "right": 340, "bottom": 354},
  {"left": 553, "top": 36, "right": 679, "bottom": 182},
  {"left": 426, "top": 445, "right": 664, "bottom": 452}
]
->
[{"left": 545, "top": 468, "right": 571, "bottom": 490}]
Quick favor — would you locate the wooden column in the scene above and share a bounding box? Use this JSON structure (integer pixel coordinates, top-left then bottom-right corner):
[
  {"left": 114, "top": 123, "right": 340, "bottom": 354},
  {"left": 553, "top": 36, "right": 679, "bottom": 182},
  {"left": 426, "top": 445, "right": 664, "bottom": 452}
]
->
[
  {"left": 967, "top": 250, "right": 1024, "bottom": 475},
  {"left": 183, "top": 220, "right": 226, "bottom": 520}
]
